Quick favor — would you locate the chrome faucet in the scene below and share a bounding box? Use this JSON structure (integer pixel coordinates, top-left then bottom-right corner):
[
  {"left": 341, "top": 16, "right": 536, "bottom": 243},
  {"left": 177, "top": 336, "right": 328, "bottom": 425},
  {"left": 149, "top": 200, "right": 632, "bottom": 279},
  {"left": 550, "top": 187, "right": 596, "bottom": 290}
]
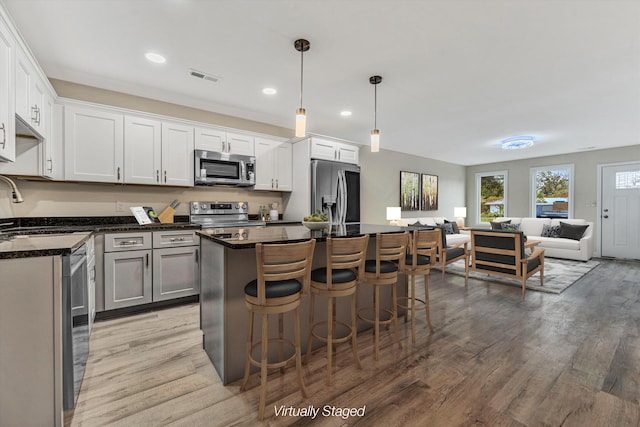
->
[{"left": 0, "top": 175, "right": 24, "bottom": 203}]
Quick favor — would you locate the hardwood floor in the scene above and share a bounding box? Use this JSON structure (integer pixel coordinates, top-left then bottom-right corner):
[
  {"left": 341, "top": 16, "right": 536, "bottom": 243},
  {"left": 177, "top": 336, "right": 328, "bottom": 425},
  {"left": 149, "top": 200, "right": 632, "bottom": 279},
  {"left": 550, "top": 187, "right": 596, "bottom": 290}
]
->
[{"left": 67, "top": 258, "right": 640, "bottom": 426}]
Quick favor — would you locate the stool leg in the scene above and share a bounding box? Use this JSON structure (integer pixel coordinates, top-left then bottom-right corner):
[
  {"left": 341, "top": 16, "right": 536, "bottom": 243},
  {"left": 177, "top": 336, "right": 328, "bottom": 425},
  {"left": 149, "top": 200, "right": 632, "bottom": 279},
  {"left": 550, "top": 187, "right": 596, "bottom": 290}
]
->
[
  {"left": 278, "top": 313, "right": 285, "bottom": 374},
  {"left": 410, "top": 274, "right": 416, "bottom": 344},
  {"left": 404, "top": 274, "right": 409, "bottom": 324},
  {"left": 258, "top": 313, "right": 268, "bottom": 421},
  {"left": 305, "top": 293, "right": 315, "bottom": 364},
  {"left": 351, "top": 292, "right": 361, "bottom": 369},
  {"left": 424, "top": 273, "right": 433, "bottom": 332},
  {"left": 294, "top": 306, "right": 308, "bottom": 397},
  {"left": 374, "top": 285, "right": 380, "bottom": 361},
  {"left": 391, "top": 280, "right": 402, "bottom": 350},
  {"left": 327, "top": 295, "right": 333, "bottom": 385},
  {"left": 240, "top": 310, "right": 254, "bottom": 392}
]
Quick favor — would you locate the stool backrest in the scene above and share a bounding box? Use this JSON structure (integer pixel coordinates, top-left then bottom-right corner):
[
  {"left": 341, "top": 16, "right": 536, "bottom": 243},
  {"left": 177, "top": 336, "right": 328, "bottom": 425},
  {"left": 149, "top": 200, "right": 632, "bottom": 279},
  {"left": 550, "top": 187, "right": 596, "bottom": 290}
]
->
[
  {"left": 256, "top": 239, "right": 316, "bottom": 304},
  {"left": 371, "top": 231, "right": 409, "bottom": 275},
  {"left": 409, "top": 229, "right": 439, "bottom": 268},
  {"left": 325, "top": 234, "right": 370, "bottom": 287}
]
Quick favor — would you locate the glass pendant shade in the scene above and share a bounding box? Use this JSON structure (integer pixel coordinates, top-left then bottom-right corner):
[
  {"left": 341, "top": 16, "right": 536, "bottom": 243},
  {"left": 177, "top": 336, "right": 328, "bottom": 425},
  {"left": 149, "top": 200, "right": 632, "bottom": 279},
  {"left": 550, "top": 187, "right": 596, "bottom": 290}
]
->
[
  {"left": 371, "top": 129, "right": 380, "bottom": 152},
  {"left": 295, "top": 108, "right": 306, "bottom": 137}
]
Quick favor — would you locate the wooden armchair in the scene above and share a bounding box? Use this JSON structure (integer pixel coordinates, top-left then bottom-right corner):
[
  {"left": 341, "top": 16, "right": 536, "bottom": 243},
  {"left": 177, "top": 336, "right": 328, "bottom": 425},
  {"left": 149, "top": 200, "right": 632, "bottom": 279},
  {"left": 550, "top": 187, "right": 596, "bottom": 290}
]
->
[
  {"left": 434, "top": 226, "right": 469, "bottom": 285},
  {"left": 468, "top": 229, "right": 544, "bottom": 298}
]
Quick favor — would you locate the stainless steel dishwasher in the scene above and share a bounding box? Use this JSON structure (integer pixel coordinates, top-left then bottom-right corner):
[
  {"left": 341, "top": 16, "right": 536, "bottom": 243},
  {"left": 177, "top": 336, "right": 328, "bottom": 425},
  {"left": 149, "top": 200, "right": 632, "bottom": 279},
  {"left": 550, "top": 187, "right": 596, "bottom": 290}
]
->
[{"left": 62, "top": 243, "right": 89, "bottom": 410}]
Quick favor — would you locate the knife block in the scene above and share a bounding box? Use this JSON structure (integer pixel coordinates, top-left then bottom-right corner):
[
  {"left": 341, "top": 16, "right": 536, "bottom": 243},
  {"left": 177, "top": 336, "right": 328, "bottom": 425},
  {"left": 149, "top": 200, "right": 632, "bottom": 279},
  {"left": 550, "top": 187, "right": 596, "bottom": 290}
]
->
[{"left": 158, "top": 206, "right": 175, "bottom": 224}]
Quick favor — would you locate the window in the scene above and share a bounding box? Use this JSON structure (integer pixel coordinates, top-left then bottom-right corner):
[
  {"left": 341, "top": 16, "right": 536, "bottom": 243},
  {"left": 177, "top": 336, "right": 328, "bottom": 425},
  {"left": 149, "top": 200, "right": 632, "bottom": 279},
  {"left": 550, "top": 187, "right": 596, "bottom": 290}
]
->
[
  {"left": 615, "top": 171, "right": 640, "bottom": 189},
  {"left": 476, "top": 171, "right": 508, "bottom": 223},
  {"left": 530, "top": 164, "right": 574, "bottom": 219}
]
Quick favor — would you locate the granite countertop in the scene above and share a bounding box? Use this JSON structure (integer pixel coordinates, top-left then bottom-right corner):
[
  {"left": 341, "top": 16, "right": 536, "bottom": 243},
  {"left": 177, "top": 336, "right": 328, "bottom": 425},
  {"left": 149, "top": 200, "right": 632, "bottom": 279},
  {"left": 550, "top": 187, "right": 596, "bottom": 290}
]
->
[
  {"left": 197, "top": 223, "right": 406, "bottom": 249},
  {"left": 0, "top": 232, "right": 93, "bottom": 259},
  {"left": 0, "top": 216, "right": 200, "bottom": 259}
]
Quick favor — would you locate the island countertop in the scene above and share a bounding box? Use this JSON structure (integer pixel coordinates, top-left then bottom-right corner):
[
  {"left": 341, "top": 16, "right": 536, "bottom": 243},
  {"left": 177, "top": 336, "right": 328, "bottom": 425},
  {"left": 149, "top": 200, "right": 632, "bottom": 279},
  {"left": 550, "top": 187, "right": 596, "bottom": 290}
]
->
[{"left": 197, "top": 223, "right": 407, "bottom": 249}]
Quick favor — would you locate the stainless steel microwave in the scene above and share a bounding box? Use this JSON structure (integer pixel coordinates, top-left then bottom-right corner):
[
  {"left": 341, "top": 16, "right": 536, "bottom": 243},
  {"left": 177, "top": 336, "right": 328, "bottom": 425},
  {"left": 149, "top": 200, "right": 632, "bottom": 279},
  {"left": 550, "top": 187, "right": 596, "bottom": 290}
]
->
[{"left": 194, "top": 149, "right": 256, "bottom": 187}]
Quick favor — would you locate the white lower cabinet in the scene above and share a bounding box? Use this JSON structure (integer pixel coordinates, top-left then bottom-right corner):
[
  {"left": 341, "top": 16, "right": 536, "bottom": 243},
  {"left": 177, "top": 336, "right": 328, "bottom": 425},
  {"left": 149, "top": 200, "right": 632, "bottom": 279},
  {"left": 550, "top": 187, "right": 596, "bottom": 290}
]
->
[{"left": 103, "top": 230, "right": 199, "bottom": 310}]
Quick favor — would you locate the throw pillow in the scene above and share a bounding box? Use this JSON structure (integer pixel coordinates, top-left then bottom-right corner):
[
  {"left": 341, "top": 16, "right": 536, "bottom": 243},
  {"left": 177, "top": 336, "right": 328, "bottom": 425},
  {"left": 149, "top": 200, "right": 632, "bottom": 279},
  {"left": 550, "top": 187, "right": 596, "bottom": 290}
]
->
[
  {"left": 559, "top": 222, "right": 588, "bottom": 240},
  {"left": 408, "top": 221, "right": 423, "bottom": 227},
  {"left": 501, "top": 223, "right": 521, "bottom": 232},
  {"left": 541, "top": 224, "right": 561, "bottom": 238},
  {"left": 490, "top": 219, "right": 511, "bottom": 230},
  {"left": 438, "top": 222, "right": 455, "bottom": 235},
  {"left": 444, "top": 219, "right": 460, "bottom": 234}
]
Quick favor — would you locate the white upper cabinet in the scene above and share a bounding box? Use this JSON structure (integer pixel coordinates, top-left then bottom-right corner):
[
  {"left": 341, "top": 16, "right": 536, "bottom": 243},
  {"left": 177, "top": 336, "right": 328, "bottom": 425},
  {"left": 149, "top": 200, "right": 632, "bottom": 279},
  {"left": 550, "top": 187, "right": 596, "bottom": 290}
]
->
[
  {"left": 310, "top": 137, "right": 359, "bottom": 165},
  {"left": 195, "top": 127, "right": 254, "bottom": 156},
  {"left": 161, "top": 122, "right": 194, "bottom": 187},
  {"left": 254, "top": 137, "right": 292, "bottom": 191},
  {"left": 124, "top": 116, "right": 162, "bottom": 185},
  {"left": 40, "top": 93, "right": 58, "bottom": 178},
  {"left": 64, "top": 104, "right": 124, "bottom": 183},
  {"left": 14, "top": 48, "right": 45, "bottom": 136},
  {"left": 0, "top": 18, "right": 14, "bottom": 162}
]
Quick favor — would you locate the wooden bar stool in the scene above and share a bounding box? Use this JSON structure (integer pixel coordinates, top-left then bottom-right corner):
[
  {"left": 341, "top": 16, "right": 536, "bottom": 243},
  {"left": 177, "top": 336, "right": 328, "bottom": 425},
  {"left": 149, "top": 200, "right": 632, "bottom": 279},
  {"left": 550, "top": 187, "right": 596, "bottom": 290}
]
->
[
  {"left": 239, "top": 239, "right": 316, "bottom": 421},
  {"left": 357, "top": 231, "right": 409, "bottom": 361},
  {"left": 305, "top": 234, "right": 369, "bottom": 385},
  {"left": 398, "top": 229, "right": 438, "bottom": 343}
]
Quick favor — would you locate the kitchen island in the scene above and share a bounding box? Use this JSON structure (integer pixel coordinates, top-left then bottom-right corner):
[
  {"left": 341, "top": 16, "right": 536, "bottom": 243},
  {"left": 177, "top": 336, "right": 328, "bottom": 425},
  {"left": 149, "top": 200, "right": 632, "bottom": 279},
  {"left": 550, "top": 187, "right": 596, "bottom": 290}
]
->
[{"left": 198, "top": 223, "right": 408, "bottom": 384}]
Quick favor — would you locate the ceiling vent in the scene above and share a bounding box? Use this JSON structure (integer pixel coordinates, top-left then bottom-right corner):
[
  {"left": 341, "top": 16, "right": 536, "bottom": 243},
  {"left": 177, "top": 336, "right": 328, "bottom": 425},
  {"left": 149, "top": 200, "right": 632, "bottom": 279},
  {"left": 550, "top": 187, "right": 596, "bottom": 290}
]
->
[{"left": 189, "top": 68, "right": 222, "bottom": 84}]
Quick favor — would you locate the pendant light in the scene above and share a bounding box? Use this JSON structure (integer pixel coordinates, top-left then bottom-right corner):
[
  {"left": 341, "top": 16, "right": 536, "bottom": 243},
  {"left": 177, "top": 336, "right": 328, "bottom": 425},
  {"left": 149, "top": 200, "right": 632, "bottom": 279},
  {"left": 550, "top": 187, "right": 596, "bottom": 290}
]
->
[
  {"left": 294, "top": 39, "right": 310, "bottom": 137},
  {"left": 370, "top": 75, "right": 382, "bottom": 152}
]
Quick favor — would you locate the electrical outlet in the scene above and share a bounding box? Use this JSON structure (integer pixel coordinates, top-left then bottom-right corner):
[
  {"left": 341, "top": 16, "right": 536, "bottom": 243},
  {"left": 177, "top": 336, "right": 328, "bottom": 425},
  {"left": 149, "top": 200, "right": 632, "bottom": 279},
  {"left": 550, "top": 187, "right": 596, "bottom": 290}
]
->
[{"left": 116, "top": 201, "right": 125, "bottom": 212}]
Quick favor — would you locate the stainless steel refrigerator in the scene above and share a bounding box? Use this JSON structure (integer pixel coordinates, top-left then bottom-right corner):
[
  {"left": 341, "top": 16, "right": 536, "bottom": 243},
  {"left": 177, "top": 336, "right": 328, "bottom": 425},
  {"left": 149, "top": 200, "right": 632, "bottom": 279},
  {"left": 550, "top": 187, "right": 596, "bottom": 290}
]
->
[{"left": 311, "top": 159, "right": 360, "bottom": 224}]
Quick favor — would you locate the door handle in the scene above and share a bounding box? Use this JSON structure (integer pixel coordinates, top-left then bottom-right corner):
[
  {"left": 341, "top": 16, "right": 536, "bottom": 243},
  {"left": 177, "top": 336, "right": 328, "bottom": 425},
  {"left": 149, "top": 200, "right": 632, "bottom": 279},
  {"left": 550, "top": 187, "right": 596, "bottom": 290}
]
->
[
  {"left": 156, "top": 170, "right": 160, "bottom": 182},
  {"left": 146, "top": 253, "right": 149, "bottom": 267},
  {"left": 117, "top": 166, "right": 121, "bottom": 181},
  {"left": 195, "top": 249, "right": 199, "bottom": 263},
  {"left": 0, "top": 123, "right": 5, "bottom": 149},
  {"left": 164, "top": 170, "right": 167, "bottom": 183},
  {"left": 603, "top": 209, "right": 609, "bottom": 212},
  {"left": 603, "top": 215, "right": 609, "bottom": 219}
]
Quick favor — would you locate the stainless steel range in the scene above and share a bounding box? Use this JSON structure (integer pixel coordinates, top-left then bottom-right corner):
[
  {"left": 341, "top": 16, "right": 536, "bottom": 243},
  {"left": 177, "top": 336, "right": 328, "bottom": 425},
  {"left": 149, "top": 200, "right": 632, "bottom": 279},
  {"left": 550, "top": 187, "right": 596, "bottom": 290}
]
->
[{"left": 189, "top": 201, "right": 265, "bottom": 229}]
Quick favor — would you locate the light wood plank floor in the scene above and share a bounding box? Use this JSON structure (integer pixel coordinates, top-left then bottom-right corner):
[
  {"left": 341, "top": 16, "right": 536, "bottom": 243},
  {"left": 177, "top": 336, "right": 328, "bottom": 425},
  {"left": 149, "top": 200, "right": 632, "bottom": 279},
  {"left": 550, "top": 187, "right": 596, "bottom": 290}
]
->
[{"left": 66, "top": 258, "right": 640, "bottom": 426}]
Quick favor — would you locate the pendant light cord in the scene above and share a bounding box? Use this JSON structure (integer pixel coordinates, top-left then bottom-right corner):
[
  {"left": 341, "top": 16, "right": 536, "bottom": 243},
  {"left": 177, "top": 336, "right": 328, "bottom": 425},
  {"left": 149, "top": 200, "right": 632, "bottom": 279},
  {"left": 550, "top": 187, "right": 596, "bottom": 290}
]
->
[
  {"left": 299, "top": 48, "right": 304, "bottom": 109},
  {"left": 374, "top": 82, "right": 377, "bottom": 129}
]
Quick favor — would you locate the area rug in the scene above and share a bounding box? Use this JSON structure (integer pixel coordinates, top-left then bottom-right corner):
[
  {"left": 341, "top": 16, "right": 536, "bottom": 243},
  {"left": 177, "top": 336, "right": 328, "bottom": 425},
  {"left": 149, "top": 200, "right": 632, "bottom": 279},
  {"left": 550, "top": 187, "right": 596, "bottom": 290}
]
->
[{"left": 440, "top": 258, "right": 600, "bottom": 294}]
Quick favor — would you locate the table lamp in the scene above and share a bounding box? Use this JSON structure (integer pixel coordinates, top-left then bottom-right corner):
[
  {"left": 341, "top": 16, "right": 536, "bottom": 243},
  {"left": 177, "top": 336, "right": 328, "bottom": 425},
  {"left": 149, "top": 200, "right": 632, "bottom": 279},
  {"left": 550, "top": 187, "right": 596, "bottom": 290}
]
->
[
  {"left": 386, "top": 206, "right": 402, "bottom": 225},
  {"left": 454, "top": 207, "right": 467, "bottom": 228}
]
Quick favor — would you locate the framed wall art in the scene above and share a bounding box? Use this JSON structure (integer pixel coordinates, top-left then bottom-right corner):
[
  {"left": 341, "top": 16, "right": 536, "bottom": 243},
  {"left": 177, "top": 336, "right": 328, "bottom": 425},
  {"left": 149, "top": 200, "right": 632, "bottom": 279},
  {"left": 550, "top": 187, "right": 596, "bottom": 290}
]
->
[
  {"left": 400, "top": 171, "right": 420, "bottom": 211},
  {"left": 421, "top": 173, "right": 438, "bottom": 211}
]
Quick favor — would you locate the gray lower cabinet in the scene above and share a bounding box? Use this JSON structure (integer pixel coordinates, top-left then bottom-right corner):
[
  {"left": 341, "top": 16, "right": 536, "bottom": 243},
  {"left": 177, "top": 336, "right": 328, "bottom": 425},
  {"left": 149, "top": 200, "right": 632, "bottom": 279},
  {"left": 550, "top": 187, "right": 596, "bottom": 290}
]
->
[
  {"left": 102, "top": 230, "right": 199, "bottom": 311},
  {"left": 153, "top": 246, "right": 199, "bottom": 301}
]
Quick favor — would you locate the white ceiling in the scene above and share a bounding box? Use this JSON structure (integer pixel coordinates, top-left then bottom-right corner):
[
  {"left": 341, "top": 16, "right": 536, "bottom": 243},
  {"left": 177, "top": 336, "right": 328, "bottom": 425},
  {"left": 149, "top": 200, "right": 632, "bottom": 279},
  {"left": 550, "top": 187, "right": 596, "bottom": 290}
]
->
[{"left": 4, "top": 0, "right": 639, "bottom": 166}]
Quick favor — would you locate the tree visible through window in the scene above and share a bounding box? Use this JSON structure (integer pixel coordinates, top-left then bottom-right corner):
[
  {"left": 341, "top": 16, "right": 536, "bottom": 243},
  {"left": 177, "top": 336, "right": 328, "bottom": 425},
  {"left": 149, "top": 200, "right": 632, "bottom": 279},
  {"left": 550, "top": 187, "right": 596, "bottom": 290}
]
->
[
  {"left": 476, "top": 171, "right": 507, "bottom": 223},
  {"left": 531, "top": 165, "right": 574, "bottom": 219}
]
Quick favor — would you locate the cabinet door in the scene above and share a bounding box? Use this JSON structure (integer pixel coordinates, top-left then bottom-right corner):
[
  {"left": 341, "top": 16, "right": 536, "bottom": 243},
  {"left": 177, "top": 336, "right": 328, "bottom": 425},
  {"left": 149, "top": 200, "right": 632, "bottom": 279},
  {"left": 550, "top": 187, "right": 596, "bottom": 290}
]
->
[
  {"left": 194, "top": 127, "right": 225, "bottom": 152},
  {"left": 104, "top": 250, "right": 152, "bottom": 310},
  {"left": 64, "top": 105, "right": 124, "bottom": 183},
  {"left": 0, "top": 21, "right": 14, "bottom": 162},
  {"left": 40, "top": 94, "right": 56, "bottom": 178},
  {"left": 124, "top": 116, "right": 162, "bottom": 185},
  {"left": 336, "top": 142, "right": 359, "bottom": 164},
  {"left": 226, "top": 132, "right": 254, "bottom": 155},
  {"left": 161, "top": 122, "right": 194, "bottom": 186},
  {"left": 254, "top": 137, "right": 276, "bottom": 190},
  {"left": 152, "top": 246, "right": 200, "bottom": 301},
  {"left": 274, "top": 142, "right": 292, "bottom": 191},
  {"left": 310, "top": 138, "right": 337, "bottom": 161},
  {"left": 14, "top": 49, "right": 30, "bottom": 123}
]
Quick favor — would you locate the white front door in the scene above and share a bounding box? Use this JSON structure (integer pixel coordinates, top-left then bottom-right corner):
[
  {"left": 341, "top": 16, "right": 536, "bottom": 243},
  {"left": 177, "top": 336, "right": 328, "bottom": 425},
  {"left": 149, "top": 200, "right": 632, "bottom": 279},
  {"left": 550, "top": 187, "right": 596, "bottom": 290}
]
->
[{"left": 601, "top": 163, "right": 640, "bottom": 259}]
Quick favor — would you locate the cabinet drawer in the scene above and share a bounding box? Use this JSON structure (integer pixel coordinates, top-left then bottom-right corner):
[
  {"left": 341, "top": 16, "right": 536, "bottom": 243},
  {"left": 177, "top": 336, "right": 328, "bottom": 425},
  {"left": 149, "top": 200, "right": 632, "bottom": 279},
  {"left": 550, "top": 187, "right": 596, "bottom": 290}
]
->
[
  {"left": 153, "top": 230, "right": 199, "bottom": 248},
  {"left": 104, "top": 232, "right": 152, "bottom": 252}
]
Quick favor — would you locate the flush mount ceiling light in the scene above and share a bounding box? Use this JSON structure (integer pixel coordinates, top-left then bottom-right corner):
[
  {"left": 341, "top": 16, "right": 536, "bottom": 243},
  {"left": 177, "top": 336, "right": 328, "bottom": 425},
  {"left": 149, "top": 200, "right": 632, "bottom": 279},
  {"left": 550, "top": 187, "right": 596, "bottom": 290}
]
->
[
  {"left": 370, "top": 75, "right": 382, "bottom": 152},
  {"left": 294, "top": 38, "right": 310, "bottom": 137},
  {"left": 501, "top": 135, "right": 535, "bottom": 150},
  {"left": 145, "top": 52, "right": 166, "bottom": 64},
  {"left": 340, "top": 111, "right": 352, "bottom": 117},
  {"left": 262, "top": 87, "right": 277, "bottom": 95}
]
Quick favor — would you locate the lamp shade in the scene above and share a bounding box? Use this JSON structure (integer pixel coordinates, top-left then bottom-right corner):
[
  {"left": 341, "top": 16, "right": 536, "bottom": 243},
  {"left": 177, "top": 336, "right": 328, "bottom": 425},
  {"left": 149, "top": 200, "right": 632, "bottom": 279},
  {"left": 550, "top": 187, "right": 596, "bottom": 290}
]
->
[
  {"left": 454, "top": 207, "right": 467, "bottom": 218},
  {"left": 386, "top": 206, "right": 401, "bottom": 221},
  {"left": 295, "top": 108, "right": 306, "bottom": 137}
]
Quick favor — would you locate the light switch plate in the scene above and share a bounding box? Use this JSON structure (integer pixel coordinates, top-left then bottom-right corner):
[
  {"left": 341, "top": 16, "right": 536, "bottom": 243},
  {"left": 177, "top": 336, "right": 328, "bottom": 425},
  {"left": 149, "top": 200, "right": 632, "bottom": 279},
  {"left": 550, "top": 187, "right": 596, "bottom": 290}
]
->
[{"left": 116, "top": 201, "right": 125, "bottom": 212}]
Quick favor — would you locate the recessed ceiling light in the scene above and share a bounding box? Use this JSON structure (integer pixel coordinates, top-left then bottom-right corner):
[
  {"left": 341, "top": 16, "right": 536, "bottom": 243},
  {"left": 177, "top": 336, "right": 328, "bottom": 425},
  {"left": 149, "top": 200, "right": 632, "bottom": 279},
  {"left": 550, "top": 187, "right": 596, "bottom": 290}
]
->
[
  {"left": 340, "top": 111, "right": 352, "bottom": 117},
  {"left": 262, "top": 87, "right": 277, "bottom": 95},
  {"left": 501, "top": 135, "right": 535, "bottom": 150},
  {"left": 145, "top": 52, "right": 166, "bottom": 64}
]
